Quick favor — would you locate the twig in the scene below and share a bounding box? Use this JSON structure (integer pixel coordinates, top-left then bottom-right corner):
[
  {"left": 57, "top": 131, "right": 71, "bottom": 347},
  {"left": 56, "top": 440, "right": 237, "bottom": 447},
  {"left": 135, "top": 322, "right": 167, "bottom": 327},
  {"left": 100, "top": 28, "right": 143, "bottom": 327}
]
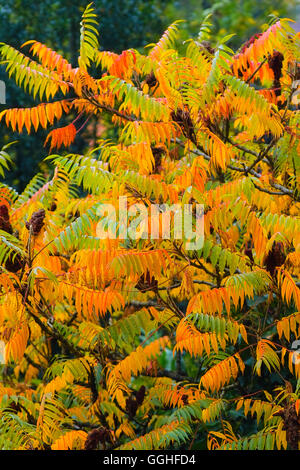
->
[{"left": 246, "top": 58, "right": 267, "bottom": 83}]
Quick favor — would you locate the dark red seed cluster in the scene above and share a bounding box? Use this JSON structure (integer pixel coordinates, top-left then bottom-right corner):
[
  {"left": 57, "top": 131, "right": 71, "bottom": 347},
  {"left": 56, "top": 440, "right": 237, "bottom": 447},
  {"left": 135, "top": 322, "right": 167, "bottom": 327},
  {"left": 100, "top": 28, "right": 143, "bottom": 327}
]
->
[
  {"left": 151, "top": 146, "right": 165, "bottom": 173},
  {"left": 135, "top": 385, "right": 146, "bottom": 405},
  {"left": 268, "top": 51, "right": 284, "bottom": 82},
  {"left": 49, "top": 201, "right": 57, "bottom": 212},
  {"left": 0, "top": 204, "right": 13, "bottom": 234},
  {"left": 171, "top": 108, "right": 196, "bottom": 144},
  {"left": 264, "top": 241, "right": 286, "bottom": 277},
  {"left": 181, "top": 394, "right": 189, "bottom": 405},
  {"left": 240, "top": 33, "right": 262, "bottom": 54},
  {"left": 268, "top": 51, "right": 284, "bottom": 97},
  {"left": 145, "top": 71, "right": 157, "bottom": 88},
  {"left": 135, "top": 271, "right": 158, "bottom": 293},
  {"left": 244, "top": 240, "right": 254, "bottom": 263},
  {"left": 25, "top": 209, "right": 46, "bottom": 236},
  {"left": 126, "top": 385, "right": 146, "bottom": 418},
  {"left": 274, "top": 403, "right": 300, "bottom": 450},
  {"left": 84, "top": 427, "right": 112, "bottom": 450},
  {"left": 0, "top": 204, "right": 23, "bottom": 272},
  {"left": 199, "top": 40, "right": 215, "bottom": 55}
]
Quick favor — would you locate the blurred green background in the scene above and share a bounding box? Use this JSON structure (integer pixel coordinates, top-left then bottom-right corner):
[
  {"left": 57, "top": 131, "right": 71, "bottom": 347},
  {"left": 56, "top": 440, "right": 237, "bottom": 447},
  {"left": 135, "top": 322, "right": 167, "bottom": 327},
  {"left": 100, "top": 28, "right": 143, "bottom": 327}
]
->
[{"left": 0, "top": 0, "right": 297, "bottom": 190}]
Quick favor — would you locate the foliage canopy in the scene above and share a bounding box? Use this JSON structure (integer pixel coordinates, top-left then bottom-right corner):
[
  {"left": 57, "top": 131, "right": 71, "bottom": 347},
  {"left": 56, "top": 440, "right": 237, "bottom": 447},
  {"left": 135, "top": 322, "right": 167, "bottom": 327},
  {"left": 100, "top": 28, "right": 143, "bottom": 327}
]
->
[{"left": 0, "top": 3, "right": 299, "bottom": 450}]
